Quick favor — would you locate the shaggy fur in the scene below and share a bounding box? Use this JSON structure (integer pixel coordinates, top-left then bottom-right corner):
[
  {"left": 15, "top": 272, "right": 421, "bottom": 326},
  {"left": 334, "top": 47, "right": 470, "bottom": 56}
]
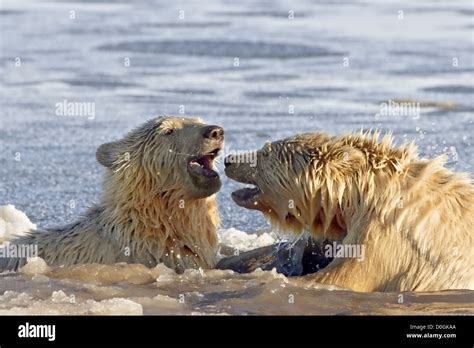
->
[
  {"left": 1, "top": 116, "right": 223, "bottom": 273},
  {"left": 225, "top": 131, "right": 474, "bottom": 291}
]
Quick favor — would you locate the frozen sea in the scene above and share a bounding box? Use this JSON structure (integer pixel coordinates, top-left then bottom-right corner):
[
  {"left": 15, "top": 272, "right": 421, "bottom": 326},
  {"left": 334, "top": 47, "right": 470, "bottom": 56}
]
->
[{"left": 0, "top": 0, "right": 473, "bottom": 315}]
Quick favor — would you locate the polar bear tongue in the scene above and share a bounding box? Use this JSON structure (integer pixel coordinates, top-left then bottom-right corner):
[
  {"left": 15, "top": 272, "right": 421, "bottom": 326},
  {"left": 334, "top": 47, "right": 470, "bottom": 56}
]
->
[{"left": 200, "top": 155, "right": 213, "bottom": 169}]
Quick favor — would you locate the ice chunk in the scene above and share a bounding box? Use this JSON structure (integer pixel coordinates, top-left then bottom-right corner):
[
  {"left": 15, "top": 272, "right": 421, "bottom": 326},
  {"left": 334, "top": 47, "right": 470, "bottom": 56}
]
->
[
  {"left": 0, "top": 291, "right": 33, "bottom": 306},
  {"left": 49, "top": 263, "right": 156, "bottom": 285},
  {"left": 152, "top": 294, "right": 180, "bottom": 303},
  {"left": 219, "top": 228, "right": 275, "bottom": 252},
  {"left": 150, "top": 263, "right": 176, "bottom": 278},
  {"left": 19, "top": 257, "right": 50, "bottom": 275},
  {"left": 51, "top": 290, "right": 72, "bottom": 303},
  {"left": 85, "top": 298, "right": 143, "bottom": 315},
  {"left": 155, "top": 273, "right": 176, "bottom": 287},
  {"left": 0, "top": 205, "right": 36, "bottom": 244}
]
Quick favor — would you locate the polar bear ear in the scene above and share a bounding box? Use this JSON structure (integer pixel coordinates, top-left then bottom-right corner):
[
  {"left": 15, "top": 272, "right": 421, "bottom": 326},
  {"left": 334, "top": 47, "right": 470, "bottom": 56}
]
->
[{"left": 96, "top": 141, "right": 123, "bottom": 168}]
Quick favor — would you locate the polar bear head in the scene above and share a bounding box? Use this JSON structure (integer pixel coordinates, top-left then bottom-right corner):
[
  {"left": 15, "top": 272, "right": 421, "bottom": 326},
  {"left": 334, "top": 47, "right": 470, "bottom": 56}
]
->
[
  {"left": 97, "top": 116, "right": 224, "bottom": 200},
  {"left": 225, "top": 132, "right": 416, "bottom": 241}
]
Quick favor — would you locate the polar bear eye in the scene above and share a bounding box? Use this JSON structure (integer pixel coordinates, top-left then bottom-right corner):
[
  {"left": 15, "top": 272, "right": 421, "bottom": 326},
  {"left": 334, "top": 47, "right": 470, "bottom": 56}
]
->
[{"left": 163, "top": 128, "right": 174, "bottom": 135}]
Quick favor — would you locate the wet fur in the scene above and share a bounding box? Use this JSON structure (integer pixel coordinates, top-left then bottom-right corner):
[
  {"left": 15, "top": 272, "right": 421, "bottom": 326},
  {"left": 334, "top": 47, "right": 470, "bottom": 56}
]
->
[
  {"left": 227, "top": 131, "right": 474, "bottom": 291},
  {"left": 1, "top": 117, "right": 220, "bottom": 273}
]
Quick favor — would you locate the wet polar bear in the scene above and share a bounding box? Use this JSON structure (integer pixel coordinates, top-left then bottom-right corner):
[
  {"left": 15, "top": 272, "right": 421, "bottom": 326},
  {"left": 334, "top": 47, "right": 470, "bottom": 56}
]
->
[
  {"left": 1, "top": 116, "right": 224, "bottom": 273},
  {"left": 225, "top": 132, "right": 474, "bottom": 292}
]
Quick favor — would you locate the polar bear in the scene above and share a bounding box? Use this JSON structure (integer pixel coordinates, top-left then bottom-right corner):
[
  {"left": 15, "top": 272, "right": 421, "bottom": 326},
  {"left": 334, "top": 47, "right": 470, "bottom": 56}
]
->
[
  {"left": 224, "top": 132, "right": 474, "bottom": 292},
  {"left": 1, "top": 116, "right": 224, "bottom": 273}
]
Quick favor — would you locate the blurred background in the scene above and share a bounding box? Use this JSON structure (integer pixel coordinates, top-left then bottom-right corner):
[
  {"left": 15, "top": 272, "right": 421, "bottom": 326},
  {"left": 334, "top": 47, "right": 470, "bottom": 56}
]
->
[{"left": 1, "top": 0, "right": 473, "bottom": 232}]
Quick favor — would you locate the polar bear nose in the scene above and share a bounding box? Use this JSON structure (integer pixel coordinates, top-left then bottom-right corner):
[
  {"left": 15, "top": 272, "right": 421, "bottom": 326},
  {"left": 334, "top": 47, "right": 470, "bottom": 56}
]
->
[{"left": 203, "top": 126, "right": 224, "bottom": 141}]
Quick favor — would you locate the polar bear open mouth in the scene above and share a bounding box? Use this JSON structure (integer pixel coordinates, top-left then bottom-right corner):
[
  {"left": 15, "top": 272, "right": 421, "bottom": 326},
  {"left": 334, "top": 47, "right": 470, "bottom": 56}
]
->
[
  {"left": 231, "top": 186, "right": 261, "bottom": 207},
  {"left": 187, "top": 148, "right": 221, "bottom": 179}
]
